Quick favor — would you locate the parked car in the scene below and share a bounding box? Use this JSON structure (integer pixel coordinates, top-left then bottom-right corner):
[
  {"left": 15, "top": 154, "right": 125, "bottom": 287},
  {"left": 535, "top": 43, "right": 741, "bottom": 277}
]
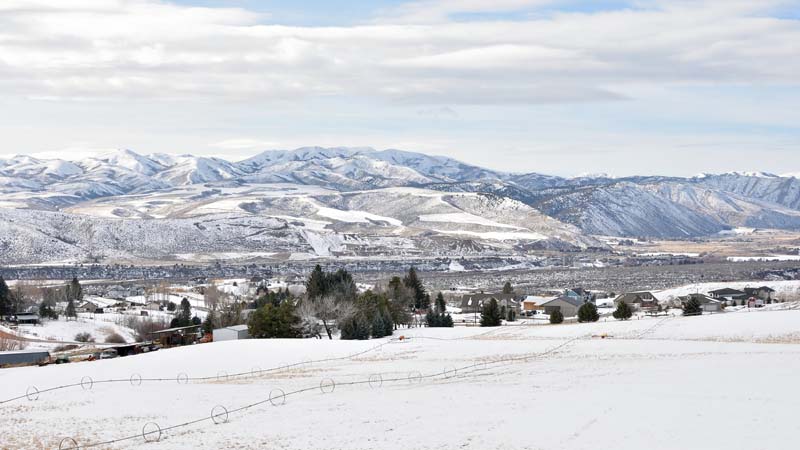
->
[{"left": 99, "top": 349, "right": 118, "bottom": 359}]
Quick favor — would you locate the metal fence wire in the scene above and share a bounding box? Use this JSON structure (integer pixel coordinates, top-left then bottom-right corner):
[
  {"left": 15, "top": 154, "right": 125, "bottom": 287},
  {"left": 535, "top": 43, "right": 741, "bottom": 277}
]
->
[{"left": 49, "top": 334, "right": 586, "bottom": 450}]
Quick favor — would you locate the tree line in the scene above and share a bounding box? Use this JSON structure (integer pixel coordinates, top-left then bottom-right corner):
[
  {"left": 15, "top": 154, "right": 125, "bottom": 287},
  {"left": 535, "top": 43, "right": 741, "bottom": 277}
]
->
[{"left": 245, "top": 265, "right": 456, "bottom": 340}]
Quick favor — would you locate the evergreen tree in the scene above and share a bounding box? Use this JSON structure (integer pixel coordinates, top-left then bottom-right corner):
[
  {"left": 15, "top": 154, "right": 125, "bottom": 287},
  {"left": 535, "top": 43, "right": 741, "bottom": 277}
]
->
[
  {"left": 502, "top": 281, "right": 514, "bottom": 294},
  {"left": 191, "top": 316, "right": 202, "bottom": 326},
  {"left": 371, "top": 313, "right": 386, "bottom": 338},
  {"left": 506, "top": 309, "right": 516, "bottom": 322},
  {"left": 340, "top": 314, "right": 370, "bottom": 340},
  {"left": 549, "top": 309, "right": 564, "bottom": 324},
  {"left": 65, "top": 298, "right": 77, "bottom": 320},
  {"left": 442, "top": 313, "right": 454, "bottom": 327},
  {"left": 248, "top": 301, "right": 301, "bottom": 338},
  {"left": 434, "top": 292, "right": 446, "bottom": 314},
  {"left": 577, "top": 302, "right": 600, "bottom": 323},
  {"left": 39, "top": 298, "right": 58, "bottom": 319},
  {"left": 480, "top": 298, "right": 502, "bottom": 327},
  {"left": 0, "top": 276, "right": 10, "bottom": 316},
  {"left": 306, "top": 264, "right": 327, "bottom": 301},
  {"left": 612, "top": 300, "right": 633, "bottom": 320},
  {"left": 202, "top": 310, "right": 216, "bottom": 334},
  {"left": 65, "top": 277, "right": 83, "bottom": 302},
  {"left": 425, "top": 310, "right": 439, "bottom": 327},
  {"left": 381, "top": 307, "right": 394, "bottom": 336},
  {"left": 403, "top": 267, "right": 428, "bottom": 310},
  {"left": 683, "top": 297, "right": 703, "bottom": 316},
  {"left": 180, "top": 297, "right": 192, "bottom": 321}
]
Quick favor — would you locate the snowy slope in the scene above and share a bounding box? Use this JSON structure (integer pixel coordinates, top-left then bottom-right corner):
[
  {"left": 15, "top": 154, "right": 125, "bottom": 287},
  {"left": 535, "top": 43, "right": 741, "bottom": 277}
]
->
[
  {"left": 4, "top": 147, "right": 800, "bottom": 251},
  {"left": 2, "top": 310, "right": 800, "bottom": 449},
  {"left": 0, "top": 184, "right": 600, "bottom": 263}
]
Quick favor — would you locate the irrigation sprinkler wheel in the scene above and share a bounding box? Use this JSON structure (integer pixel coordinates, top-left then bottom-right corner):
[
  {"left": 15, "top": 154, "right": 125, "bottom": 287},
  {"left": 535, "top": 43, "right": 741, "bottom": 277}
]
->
[
  {"left": 142, "top": 422, "right": 162, "bottom": 443},
  {"left": 211, "top": 405, "right": 229, "bottom": 424}
]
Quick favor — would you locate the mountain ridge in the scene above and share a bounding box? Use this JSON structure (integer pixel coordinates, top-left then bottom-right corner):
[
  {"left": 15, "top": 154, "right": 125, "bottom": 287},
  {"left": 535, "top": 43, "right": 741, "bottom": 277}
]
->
[{"left": 2, "top": 146, "right": 800, "bottom": 264}]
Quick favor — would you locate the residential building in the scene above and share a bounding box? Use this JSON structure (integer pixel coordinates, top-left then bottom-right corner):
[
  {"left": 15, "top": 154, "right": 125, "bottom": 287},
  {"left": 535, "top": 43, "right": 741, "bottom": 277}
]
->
[
  {"left": 540, "top": 296, "right": 585, "bottom": 317},
  {"left": 459, "top": 293, "right": 518, "bottom": 314},
  {"left": 564, "top": 288, "right": 594, "bottom": 303},
  {"left": 708, "top": 288, "right": 748, "bottom": 302},
  {"left": 744, "top": 286, "right": 775, "bottom": 301},
  {"left": 615, "top": 291, "right": 659, "bottom": 309}
]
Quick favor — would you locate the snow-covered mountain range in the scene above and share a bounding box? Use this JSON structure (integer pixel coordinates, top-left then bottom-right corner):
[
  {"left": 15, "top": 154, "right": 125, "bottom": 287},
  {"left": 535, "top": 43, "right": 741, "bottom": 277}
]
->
[{"left": 2, "top": 147, "right": 800, "bottom": 264}]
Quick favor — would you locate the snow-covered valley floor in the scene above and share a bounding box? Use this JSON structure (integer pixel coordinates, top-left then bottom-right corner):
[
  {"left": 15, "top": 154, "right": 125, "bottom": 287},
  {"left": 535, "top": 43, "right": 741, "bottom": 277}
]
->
[{"left": 2, "top": 308, "right": 800, "bottom": 449}]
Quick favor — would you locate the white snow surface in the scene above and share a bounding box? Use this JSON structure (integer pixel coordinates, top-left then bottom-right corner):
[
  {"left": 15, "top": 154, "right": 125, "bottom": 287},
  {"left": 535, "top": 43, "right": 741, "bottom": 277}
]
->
[
  {"left": 3, "top": 309, "right": 800, "bottom": 449},
  {"left": 418, "top": 212, "right": 521, "bottom": 229}
]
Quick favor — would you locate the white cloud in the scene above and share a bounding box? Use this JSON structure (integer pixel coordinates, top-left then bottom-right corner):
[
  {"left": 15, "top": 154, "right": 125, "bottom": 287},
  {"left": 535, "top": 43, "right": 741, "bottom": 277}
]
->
[{"left": 0, "top": 0, "right": 797, "bottom": 105}]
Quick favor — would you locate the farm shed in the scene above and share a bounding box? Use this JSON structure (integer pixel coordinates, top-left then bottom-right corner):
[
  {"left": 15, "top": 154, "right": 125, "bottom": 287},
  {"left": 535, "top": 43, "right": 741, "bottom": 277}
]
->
[
  {"left": 213, "top": 325, "right": 250, "bottom": 342},
  {"left": 0, "top": 350, "right": 50, "bottom": 367}
]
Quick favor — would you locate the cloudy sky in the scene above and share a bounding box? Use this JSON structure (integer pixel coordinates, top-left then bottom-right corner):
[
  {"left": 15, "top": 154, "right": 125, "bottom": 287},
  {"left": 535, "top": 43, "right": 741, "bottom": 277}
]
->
[{"left": 1, "top": 0, "right": 799, "bottom": 176}]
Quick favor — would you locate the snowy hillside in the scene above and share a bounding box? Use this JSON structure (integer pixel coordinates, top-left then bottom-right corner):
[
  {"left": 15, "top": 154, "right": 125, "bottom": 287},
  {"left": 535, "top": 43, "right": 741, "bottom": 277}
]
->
[
  {"left": 0, "top": 183, "right": 600, "bottom": 264},
  {"left": 3, "top": 147, "right": 800, "bottom": 262},
  {"left": 3, "top": 309, "right": 800, "bottom": 449}
]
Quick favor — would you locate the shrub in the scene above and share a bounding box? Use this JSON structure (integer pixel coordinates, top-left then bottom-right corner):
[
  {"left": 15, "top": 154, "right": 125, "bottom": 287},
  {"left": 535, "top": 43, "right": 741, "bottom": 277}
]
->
[
  {"left": 129, "top": 317, "right": 170, "bottom": 342},
  {"left": 105, "top": 332, "right": 127, "bottom": 344},
  {"left": 549, "top": 310, "right": 564, "bottom": 324},
  {"left": 0, "top": 336, "right": 28, "bottom": 351},
  {"left": 74, "top": 332, "right": 95, "bottom": 343}
]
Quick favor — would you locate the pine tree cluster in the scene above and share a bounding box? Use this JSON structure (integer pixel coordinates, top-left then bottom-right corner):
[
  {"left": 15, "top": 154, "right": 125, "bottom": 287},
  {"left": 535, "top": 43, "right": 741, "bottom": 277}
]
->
[
  {"left": 341, "top": 290, "right": 394, "bottom": 340},
  {"left": 170, "top": 297, "right": 195, "bottom": 328},
  {"left": 426, "top": 292, "right": 454, "bottom": 327}
]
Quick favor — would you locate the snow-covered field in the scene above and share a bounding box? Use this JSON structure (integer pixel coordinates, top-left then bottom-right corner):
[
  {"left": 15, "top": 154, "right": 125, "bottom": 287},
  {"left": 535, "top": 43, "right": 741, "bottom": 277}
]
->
[
  {"left": 2, "top": 307, "right": 800, "bottom": 449},
  {"left": 2, "top": 316, "right": 137, "bottom": 349}
]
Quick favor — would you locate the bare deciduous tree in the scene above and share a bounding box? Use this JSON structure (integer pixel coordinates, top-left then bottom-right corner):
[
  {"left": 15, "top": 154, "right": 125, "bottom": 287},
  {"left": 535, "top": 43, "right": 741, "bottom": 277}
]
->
[
  {"left": 204, "top": 284, "right": 225, "bottom": 311},
  {"left": 301, "top": 295, "right": 356, "bottom": 340}
]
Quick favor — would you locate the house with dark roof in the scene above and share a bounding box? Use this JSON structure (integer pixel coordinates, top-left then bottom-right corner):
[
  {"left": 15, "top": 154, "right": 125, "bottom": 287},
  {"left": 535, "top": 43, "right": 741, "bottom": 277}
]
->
[
  {"left": 744, "top": 286, "right": 775, "bottom": 301},
  {"left": 540, "top": 296, "right": 585, "bottom": 317},
  {"left": 459, "top": 293, "right": 518, "bottom": 314},
  {"left": 680, "top": 293, "right": 722, "bottom": 312},
  {"left": 564, "top": 288, "right": 594, "bottom": 303},
  {"left": 708, "top": 288, "right": 748, "bottom": 301},
  {"left": 615, "top": 291, "right": 659, "bottom": 309}
]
